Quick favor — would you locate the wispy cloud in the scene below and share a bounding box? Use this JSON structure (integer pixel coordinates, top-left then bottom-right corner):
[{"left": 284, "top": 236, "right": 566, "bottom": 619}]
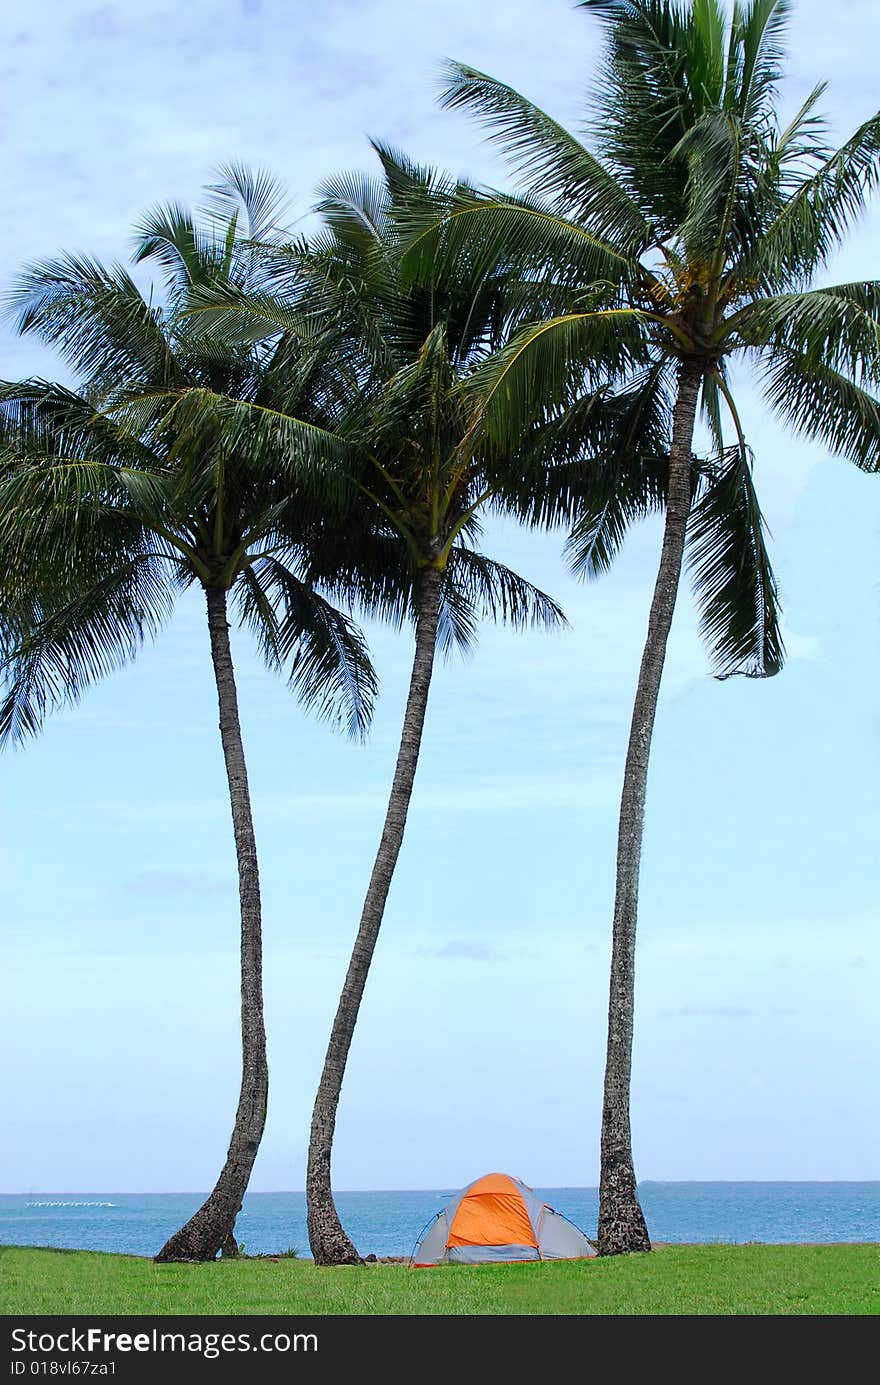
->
[
  {"left": 126, "top": 869, "right": 230, "bottom": 899},
  {"left": 679, "top": 1005, "right": 752, "bottom": 1019},
  {"left": 435, "top": 940, "right": 506, "bottom": 962},
  {"left": 258, "top": 777, "right": 620, "bottom": 818},
  {"left": 31, "top": 773, "right": 621, "bottom": 827}
]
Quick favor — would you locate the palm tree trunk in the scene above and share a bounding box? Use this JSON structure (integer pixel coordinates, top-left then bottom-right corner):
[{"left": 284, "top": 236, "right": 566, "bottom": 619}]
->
[
  {"left": 307, "top": 564, "right": 443, "bottom": 1266},
  {"left": 155, "top": 585, "right": 268, "bottom": 1262},
  {"left": 597, "top": 359, "right": 702, "bottom": 1256}
]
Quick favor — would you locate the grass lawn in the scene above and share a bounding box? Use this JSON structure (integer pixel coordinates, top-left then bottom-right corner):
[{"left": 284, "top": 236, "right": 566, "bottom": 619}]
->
[{"left": 1, "top": 1244, "right": 878, "bottom": 1315}]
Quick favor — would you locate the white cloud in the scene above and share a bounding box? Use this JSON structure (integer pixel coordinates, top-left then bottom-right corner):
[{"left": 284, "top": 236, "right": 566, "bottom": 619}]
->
[
  {"left": 434, "top": 940, "right": 506, "bottom": 962},
  {"left": 126, "top": 869, "right": 231, "bottom": 898}
]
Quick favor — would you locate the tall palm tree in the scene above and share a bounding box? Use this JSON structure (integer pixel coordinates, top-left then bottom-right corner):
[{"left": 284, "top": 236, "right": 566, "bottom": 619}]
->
[
  {"left": 405, "top": 0, "right": 880, "bottom": 1251},
  {"left": 306, "top": 156, "right": 573, "bottom": 1265},
  {"left": 202, "top": 150, "right": 569, "bottom": 1263},
  {"left": 0, "top": 168, "right": 376, "bottom": 1262}
]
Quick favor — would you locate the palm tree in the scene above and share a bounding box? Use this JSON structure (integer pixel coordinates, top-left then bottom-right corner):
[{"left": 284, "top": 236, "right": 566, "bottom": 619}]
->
[
  {"left": 201, "top": 150, "right": 569, "bottom": 1264},
  {"left": 306, "top": 156, "right": 575, "bottom": 1266},
  {"left": 406, "top": 0, "right": 880, "bottom": 1252},
  {"left": 0, "top": 168, "right": 376, "bottom": 1261}
]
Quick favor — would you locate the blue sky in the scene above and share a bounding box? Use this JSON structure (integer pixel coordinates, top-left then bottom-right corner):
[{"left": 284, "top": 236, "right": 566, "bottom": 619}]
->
[{"left": 1, "top": 0, "right": 878, "bottom": 1194}]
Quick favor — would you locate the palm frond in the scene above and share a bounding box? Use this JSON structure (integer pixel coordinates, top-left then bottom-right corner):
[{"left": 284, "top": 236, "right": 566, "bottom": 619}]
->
[
  {"left": 184, "top": 281, "right": 318, "bottom": 348},
  {"left": 369, "top": 141, "right": 462, "bottom": 221},
  {"left": 203, "top": 162, "right": 290, "bottom": 243},
  {"left": 0, "top": 453, "right": 156, "bottom": 573},
  {"left": 461, "top": 307, "right": 648, "bottom": 449},
  {"left": 562, "top": 363, "right": 675, "bottom": 575},
  {"left": 5, "top": 255, "right": 184, "bottom": 391},
  {"left": 733, "top": 284, "right": 880, "bottom": 382},
  {"left": 580, "top": 0, "right": 698, "bottom": 231},
  {"left": 700, "top": 370, "right": 726, "bottom": 455},
  {"left": 743, "top": 110, "right": 880, "bottom": 290},
  {"left": 760, "top": 346, "right": 880, "bottom": 471},
  {"left": 446, "top": 546, "right": 567, "bottom": 633},
  {"left": 687, "top": 441, "right": 783, "bottom": 677},
  {"left": 240, "top": 556, "right": 377, "bottom": 738},
  {"left": 729, "top": 0, "right": 793, "bottom": 123},
  {"left": 771, "top": 81, "right": 829, "bottom": 170},
  {"left": 0, "top": 380, "right": 157, "bottom": 469},
  {"left": 315, "top": 169, "right": 391, "bottom": 251},
  {"left": 400, "top": 187, "right": 638, "bottom": 298},
  {"left": 488, "top": 359, "right": 671, "bottom": 538},
  {"left": 0, "top": 555, "right": 175, "bottom": 746},
  {"left": 117, "top": 387, "right": 352, "bottom": 499},
  {"left": 299, "top": 520, "right": 413, "bottom": 632},
  {"left": 133, "top": 203, "right": 219, "bottom": 294},
  {"left": 672, "top": 109, "right": 742, "bottom": 260},
  {"left": 440, "top": 62, "right": 650, "bottom": 252}
]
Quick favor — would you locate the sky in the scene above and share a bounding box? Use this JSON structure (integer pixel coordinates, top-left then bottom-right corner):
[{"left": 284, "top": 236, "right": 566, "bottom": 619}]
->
[{"left": 1, "top": 0, "right": 878, "bottom": 1195}]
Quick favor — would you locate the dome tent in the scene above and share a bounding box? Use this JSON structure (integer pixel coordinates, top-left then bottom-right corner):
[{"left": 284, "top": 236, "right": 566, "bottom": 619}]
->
[{"left": 411, "top": 1173, "right": 596, "bottom": 1266}]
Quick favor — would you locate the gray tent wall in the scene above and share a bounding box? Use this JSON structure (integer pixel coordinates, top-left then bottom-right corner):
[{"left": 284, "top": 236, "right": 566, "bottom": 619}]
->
[
  {"left": 536, "top": 1207, "right": 596, "bottom": 1259},
  {"left": 411, "top": 1211, "right": 449, "bottom": 1265}
]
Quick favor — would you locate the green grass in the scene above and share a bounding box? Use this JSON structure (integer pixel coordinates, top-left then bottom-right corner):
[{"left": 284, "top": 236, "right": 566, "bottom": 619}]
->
[{"left": 1, "top": 1244, "right": 878, "bottom": 1315}]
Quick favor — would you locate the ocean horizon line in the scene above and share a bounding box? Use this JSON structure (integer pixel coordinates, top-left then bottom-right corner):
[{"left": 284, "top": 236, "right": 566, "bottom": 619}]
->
[{"left": 4, "top": 1178, "right": 879, "bottom": 1198}]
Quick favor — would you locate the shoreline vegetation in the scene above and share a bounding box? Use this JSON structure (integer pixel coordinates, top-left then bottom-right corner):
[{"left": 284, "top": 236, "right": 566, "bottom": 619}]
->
[{"left": 2, "top": 1245, "right": 878, "bottom": 1316}]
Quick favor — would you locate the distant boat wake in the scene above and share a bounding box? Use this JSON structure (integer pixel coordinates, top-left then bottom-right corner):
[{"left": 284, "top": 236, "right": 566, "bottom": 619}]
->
[{"left": 25, "top": 1201, "right": 115, "bottom": 1208}]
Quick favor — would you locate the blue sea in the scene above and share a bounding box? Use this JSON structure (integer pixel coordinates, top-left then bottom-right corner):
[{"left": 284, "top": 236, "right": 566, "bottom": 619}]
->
[{"left": 1, "top": 1184, "right": 878, "bottom": 1258}]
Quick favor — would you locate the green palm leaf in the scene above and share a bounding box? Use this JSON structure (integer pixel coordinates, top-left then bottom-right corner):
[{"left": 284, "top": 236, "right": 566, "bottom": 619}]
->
[
  {"left": 5, "top": 255, "right": 185, "bottom": 391},
  {"left": 203, "top": 162, "right": 290, "bottom": 243},
  {"left": 133, "top": 203, "right": 220, "bottom": 293},
  {"left": 461, "top": 307, "right": 647, "bottom": 448},
  {"left": 440, "top": 62, "right": 650, "bottom": 252},
  {"left": 401, "top": 188, "right": 637, "bottom": 297},
  {"left": 0, "top": 554, "right": 176, "bottom": 745},
  {"left": 445, "top": 547, "right": 567, "bottom": 636},
  {"left": 744, "top": 110, "right": 880, "bottom": 289},
  {"left": 687, "top": 443, "right": 783, "bottom": 677},
  {"left": 729, "top": 0, "right": 793, "bottom": 122},
  {"left": 243, "top": 556, "right": 377, "bottom": 739},
  {"left": 731, "top": 284, "right": 880, "bottom": 381},
  {"left": 761, "top": 347, "right": 880, "bottom": 471}
]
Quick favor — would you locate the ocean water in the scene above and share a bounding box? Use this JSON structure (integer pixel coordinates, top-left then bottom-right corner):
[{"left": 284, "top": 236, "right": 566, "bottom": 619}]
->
[{"left": 1, "top": 1184, "right": 878, "bottom": 1258}]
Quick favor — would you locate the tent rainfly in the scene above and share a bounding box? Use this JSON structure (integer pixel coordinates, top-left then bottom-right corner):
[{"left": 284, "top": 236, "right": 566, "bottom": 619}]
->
[{"left": 411, "top": 1173, "right": 596, "bottom": 1266}]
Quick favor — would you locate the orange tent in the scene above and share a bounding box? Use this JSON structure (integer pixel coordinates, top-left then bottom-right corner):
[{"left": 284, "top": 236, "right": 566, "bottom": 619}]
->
[{"left": 412, "top": 1173, "right": 596, "bottom": 1266}]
